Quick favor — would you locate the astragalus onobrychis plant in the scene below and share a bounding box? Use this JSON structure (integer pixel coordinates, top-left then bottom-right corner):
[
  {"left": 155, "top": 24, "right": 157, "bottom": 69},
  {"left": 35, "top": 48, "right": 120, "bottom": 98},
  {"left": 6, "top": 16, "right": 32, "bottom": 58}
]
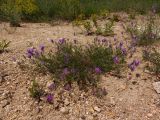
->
[
  {"left": 0, "top": 40, "right": 11, "bottom": 53},
  {"left": 127, "top": 12, "right": 160, "bottom": 46},
  {"left": 26, "top": 38, "right": 126, "bottom": 90},
  {"left": 143, "top": 48, "right": 160, "bottom": 79}
]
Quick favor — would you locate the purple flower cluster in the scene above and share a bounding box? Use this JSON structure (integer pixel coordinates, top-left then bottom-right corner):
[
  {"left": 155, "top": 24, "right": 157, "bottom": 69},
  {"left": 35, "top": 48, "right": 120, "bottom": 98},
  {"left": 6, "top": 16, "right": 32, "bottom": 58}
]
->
[
  {"left": 26, "top": 45, "right": 45, "bottom": 58},
  {"left": 128, "top": 59, "right": 140, "bottom": 71},
  {"left": 113, "top": 56, "right": 119, "bottom": 64},
  {"left": 40, "top": 45, "right": 45, "bottom": 52},
  {"left": 63, "top": 68, "right": 70, "bottom": 75},
  {"left": 46, "top": 94, "right": 54, "bottom": 103},
  {"left": 59, "top": 38, "right": 65, "bottom": 44},
  {"left": 48, "top": 82, "right": 56, "bottom": 90},
  {"left": 26, "top": 48, "right": 35, "bottom": 58},
  {"left": 95, "top": 67, "right": 102, "bottom": 74}
]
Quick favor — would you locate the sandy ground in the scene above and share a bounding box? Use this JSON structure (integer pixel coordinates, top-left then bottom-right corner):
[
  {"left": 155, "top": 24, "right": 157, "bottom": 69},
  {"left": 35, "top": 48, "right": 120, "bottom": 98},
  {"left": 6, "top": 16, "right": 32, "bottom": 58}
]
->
[{"left": 0, "top": 17, "right": 160, "bottom": 120}]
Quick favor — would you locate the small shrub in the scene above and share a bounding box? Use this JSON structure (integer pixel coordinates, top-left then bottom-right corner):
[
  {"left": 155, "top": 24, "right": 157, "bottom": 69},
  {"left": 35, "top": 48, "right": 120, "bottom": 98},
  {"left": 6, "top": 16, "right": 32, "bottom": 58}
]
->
[
  {"left": 83, "top": 20, "right": 93, "bottom": 35},
  {"left": 91, "top": 14, "right": 98, "bottom": 27},
  {"left": 0, "top": 40, "right": 11, "bottom": 53},
  {"left": 0, "top": 0, "right": 21, "bottom": 27},
  {"left": 80, "top": 18, "right": 114, "bottom": 37},
  {"left": 99, "top": 10, "right": 110, "bottom": 19},
  {"left": 102, "top": 20, "right": 114, "bottom": 36},
  {"left": 111, "top": 14, "right": 120, "bottom": 22},
  {"left": 29, "top": 80, "right": 43, "bottom": 99},
  {"left": 26, "top": 38, "right": 126, "bottom": 89},
  {"left": 143, "top": 48, "right": 160, "bottom": 78},
  {"left": 127, "top": 12, "right": 160, "bottom": 46}
]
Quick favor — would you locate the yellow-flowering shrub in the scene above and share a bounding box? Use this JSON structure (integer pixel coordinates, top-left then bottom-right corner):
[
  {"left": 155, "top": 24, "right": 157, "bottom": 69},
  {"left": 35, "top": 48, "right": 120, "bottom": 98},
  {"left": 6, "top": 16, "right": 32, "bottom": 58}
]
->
[{"left": 15, "top": 0, "right": 39, "bottom": 15}]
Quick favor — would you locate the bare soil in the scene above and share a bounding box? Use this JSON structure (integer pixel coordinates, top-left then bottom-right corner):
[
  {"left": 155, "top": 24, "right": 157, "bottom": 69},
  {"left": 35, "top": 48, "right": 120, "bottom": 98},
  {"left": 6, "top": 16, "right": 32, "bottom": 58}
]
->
[{"left": 0, "top": 16, "right": 160, "bottom": 120}]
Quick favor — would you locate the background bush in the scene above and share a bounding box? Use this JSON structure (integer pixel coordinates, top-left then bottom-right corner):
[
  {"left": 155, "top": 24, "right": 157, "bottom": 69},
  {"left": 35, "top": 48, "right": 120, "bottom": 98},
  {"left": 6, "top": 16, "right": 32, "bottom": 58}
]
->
[{"left": 0, "top": 0, "right": 160, "bottom": 22}]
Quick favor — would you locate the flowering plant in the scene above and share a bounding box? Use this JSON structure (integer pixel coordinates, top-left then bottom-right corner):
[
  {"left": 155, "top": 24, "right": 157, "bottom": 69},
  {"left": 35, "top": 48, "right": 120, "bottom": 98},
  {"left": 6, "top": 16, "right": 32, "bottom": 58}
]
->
[{"left": 26, "top": 38, "right": 126, "bottom": 89}]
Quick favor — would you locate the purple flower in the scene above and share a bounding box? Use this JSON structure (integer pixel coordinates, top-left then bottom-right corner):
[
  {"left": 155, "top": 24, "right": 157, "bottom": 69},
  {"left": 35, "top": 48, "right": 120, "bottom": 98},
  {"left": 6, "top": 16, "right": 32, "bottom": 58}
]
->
[
  {"left": 71, "top": 68, "right": 76, "bottom": 73},
  {"left": 95, "top": 67, "right": 102, "bottom": 74},
  {"left": 113, "top": 56, "right": 119, "bottom": 64},
  {"left": 119, "top": 42, "right": 123, "bottom": 48},
  {"left": 48, "top": 83, "right": 56, "bottom": 90},
  {"left": 34, "top": 50, "right": 40, "bottom": 58},
  {"left": 63, "top": 68, "right": 70, "bottom": 75},
  {"left": 46, "top": 94, "right": 54, "bottom": 103},
  {"left": 114, "top": 37, "right": 117, "bottom": 41},
  {"left": 133, "top": 59, "right": 140, "bottom": 66},
  {"left": 12, "top": 57, "right": 16, "bottom": 62},
  {"left": 121, "top": 48, "right": 127, "bottom": 55},
  {"left": 59, "top": 38, "right": 65, "bottom": 44},
  {"left": 129, "top": 64, "right": 135, "bottom": 71},
  {"left": 40, "top": 45, "right": 45, "bottom": 52},
  {"left": 60, "top": 74, "right": 65, "bottom": 80},
  {"left": 102, "top": 38, "right": 107, "bottom": 43},
  {"left": 27, "top": 48, "right": 34, "bottom": 55},
  {"left": 27, "top": 52, "right": 33, "bottom": 58},
  {"left": 40, "top": 61, "right": 45, "bottom": 65},
  {"left": 151, "top": 4, "right": 157, "bottom": 14},
  {"left": 26, "top": 48, "right": 35, "bottom": 58},
  {"left": 64, "top": 83, "right": 71, "bottom": 91},
  {"left": 64, "top": 54, "right": 69, "bottom": 64}
]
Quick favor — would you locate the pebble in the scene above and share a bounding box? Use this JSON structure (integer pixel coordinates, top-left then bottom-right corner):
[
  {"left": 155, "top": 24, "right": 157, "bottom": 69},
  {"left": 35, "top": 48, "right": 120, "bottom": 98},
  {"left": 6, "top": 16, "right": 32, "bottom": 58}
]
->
[
  {"left": 147, "top": 113, "right": 153, "bottom": 117},
  {"left": 94, "top": 106, "right": 101, "bottom": 113},
  {"left": 153, "top": 82, "right": 160, "bottom": 94},
  {"left": 89, "top": 107, "right": 94, "bottom": 113},
  {"left": 0, "top": 76, "right": 2, "bottom": 83},
  {"left": 64, "top": 99, "right": 70, "bottom": 106},
  {"left": 1, "top": 100, "right": 10, "bottom": 108},
  {"left": 60, "top": 107, "right": 69, "bottom": 114},
  {"left": 87, "top": 115, "right": 94, "bottom": 120},
  {"left": 110, "top": 97, "right": 116, "bottom": 106}
]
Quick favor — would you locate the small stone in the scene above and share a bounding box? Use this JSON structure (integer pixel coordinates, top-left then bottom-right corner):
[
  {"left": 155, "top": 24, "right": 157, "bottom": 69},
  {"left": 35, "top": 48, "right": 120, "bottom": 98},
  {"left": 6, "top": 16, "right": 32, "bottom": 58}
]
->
[
  {"left": 132, "top": 81, "right": 137, "bottom": 85},
  {"left": 147, "top": 113, "right": 153, "bottom": 117},
  {"left": 110, "top": 97, "right": 116, "bottom": 106},
  {"left": 93, "top": 113, "right": 98, "bottom": 117},
  {"left": 89, "top": 107, "right": 94, "bottom": 113},
  {"left": 2, "top": 100, "right": 10, "bottom": 108},
  {"left": 64, "top": 99, "right": 70, "bottom": 106},
  {"left": 87, "top": 115, "right": 94, "bottom": 120},
  {"left": 0, "top": 76, "right": 2, "bottom": 83},
  {"left": 93, "top": 106, "right": 101, "bottom": 113},
  {"left": 144, "top": 69, "right": 150, "bottom": 74},
  {"left": 81, "top": 115, "right": 86, "bottom": 120},
  {"left": 60, "top": 107, "right": 69, "bottom": 114},
  {"left": 153, "top": 82, "right": 160, "bottom": 93}
]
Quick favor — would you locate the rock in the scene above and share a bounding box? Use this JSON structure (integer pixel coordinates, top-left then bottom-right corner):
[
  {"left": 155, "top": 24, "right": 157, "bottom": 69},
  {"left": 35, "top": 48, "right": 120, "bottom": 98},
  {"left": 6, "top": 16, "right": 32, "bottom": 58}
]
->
[
  {"left": 87, "top": 115, "right": 94, "bottom": 120},
  {"left": 147, "top": 113, "right": 153, "bottom": 117},
  {"left": 153, "top": 82, "right": 160, "bottom": 94},
  {"left": 1, "top": 100, "right": 10, "bottom": 108},
  {"left": 60, "top": 107, "right": 69, "bottom": 114},
  {"left": 89, "top": 107, "right": 94, "bottom": 113},
  {"left": 110, "top": 97, "right": 116, "bottom": 106},
  {"left": 0, "top": 76, "right": 2, "bottom": 83},
  {"left": 81, "top": 115, "right": 86, "bottom": 120},
  {"left": 144, "top": 69, "right": 150, "bottom": 74},
  {"left": 93, "top": 106, "right": 101, "bottom": 113},
  {"left": 64, "top": 99, "right": 70, "bottom": 106}
]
